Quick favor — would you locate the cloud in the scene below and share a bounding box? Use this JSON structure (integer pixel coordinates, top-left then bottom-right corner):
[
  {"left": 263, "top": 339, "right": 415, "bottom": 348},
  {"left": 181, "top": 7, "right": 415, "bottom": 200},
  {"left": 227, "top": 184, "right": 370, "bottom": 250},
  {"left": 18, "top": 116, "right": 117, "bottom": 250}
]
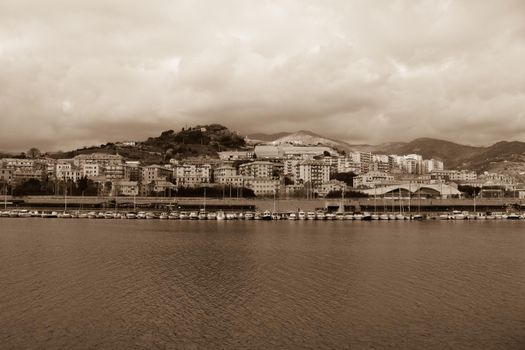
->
[{"left": 0, "top": 0, "right": 525, "bottom": 151}]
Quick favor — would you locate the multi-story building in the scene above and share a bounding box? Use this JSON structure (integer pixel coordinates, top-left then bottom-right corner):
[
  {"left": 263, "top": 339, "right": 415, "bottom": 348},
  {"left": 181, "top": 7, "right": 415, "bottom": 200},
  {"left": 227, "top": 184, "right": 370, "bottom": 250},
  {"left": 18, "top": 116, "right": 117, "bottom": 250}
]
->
[
  {"left": 284, "top": 159, "right": 301, "bottom": 176},
  {"left": 173, "top": 163, "right": 211, "bottom": 187},
  {"left": 245, "top": 178, "right": 280, "bottom": 196},
  {"left": 321, "top": 157, "right": 338, "bottom": 175},
  {"left": 432, "top": 170, "right": 477, "bottom": 182},
  {"left": 353, "top": 171, "right": 394, "bottom": 188},
  {"left": 422, "top": 159, "right": 444, "bottom": 173},
  {"left": 73, "top": 153, "right": 124, "bottom": 168},
  {"left": 1, "top": 158, "right": 35, "bottom": 171},
  {"left": 297, "top": 160, "right": 330, "bottom": 187},
  {"left": 337, "top": 156, "right": 361, "bottom": 174},
  {"left": 124, "top": 161, "right": 142, "bottom": 182},
  {"left": 82, "top": 164, "right": 100, "bottom": 178},
  {"left": 0, "top": 167, "right": 13, "bottom": 184},
  {"left": 56, "top": 160, "right": 82, "bottom": 182},
  {"left": 143, "top": 165, "right": 172, "bottom": 184},
  {"left": 104, "top": 165, "right": 125, "bottom": 180},
  {"left": 238, "top": 161, "right": 274, "bottom": 178},
  {"left": 403, "top": 154, "right": 423, "bottom": 174},
  {"left": 316, "top": 180, "right": 347, "bottom": 197},
  {"left": 214, "top": 166, "right": 237, "bottom": 180}
]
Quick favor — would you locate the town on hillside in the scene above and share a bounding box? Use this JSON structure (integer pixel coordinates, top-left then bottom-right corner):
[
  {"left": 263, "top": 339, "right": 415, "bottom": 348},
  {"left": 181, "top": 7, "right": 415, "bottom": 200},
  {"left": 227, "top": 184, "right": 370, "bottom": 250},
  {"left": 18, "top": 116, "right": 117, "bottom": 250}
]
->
[{"left": 0, "top": 126, "right": 519, "bottom": 200}]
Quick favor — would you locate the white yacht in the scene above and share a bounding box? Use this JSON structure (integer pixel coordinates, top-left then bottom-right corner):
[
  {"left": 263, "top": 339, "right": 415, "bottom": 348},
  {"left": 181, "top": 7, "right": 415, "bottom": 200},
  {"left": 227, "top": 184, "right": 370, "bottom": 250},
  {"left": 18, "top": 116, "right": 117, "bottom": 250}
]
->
[
  {"left": 306, "top": 211, "right": 316, "bottom": 220},
  {"left": 216, "top": 211, "right": 226, "bottom": 221}
]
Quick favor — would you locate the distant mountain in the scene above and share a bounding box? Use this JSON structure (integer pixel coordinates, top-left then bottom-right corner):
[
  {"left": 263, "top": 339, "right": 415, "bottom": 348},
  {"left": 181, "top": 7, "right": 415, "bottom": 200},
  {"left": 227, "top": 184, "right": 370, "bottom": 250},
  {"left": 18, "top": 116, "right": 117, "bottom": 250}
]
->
[
  {"left": 462, "top": 141, "right": 525, "bottom": 171},
  {"left": 371, "top": 138, "right": 486, "bottom": 169},
  {"left": 246, "top": 132, "right": 292, "bottom": 142},
  {"left": 368, "top": 138, "right": 525, "bottom": 172}
]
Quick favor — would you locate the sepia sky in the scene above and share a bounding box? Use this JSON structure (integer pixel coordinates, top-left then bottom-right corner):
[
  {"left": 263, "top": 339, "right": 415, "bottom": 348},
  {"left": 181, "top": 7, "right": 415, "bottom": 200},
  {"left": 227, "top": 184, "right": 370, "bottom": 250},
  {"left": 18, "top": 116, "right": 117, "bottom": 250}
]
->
[{"left": 1, "top": 0, "right": 525, "bottom": 152}]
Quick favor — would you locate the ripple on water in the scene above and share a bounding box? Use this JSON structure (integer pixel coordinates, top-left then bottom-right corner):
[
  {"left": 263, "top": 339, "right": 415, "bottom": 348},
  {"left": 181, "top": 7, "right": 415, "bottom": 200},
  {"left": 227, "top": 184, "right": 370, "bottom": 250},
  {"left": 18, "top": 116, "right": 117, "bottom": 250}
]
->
[{"left": 0, "top": 219, "right": 525, "bottom": 349}]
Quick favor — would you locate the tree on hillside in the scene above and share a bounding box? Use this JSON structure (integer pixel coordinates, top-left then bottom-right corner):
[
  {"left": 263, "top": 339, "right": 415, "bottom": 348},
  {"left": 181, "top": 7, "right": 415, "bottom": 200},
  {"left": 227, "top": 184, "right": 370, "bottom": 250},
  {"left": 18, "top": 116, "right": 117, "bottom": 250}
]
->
[{"left": 27, "top": 147, "right": 41, "bottom": 158}]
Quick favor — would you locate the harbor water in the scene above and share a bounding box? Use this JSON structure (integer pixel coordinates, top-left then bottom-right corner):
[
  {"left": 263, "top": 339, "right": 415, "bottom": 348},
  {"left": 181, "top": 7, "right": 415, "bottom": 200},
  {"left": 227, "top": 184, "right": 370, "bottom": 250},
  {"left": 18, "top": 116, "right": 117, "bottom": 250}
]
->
[{"left": 1, "top": 219, "right": 524, "bottom": 349}]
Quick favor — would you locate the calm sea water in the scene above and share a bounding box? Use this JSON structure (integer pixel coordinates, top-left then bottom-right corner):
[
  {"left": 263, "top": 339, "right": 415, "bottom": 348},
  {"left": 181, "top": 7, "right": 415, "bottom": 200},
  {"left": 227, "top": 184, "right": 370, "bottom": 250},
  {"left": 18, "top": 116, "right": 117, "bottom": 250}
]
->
[{"left": 1, "top": 219, "right": 524, "bottom": 349}]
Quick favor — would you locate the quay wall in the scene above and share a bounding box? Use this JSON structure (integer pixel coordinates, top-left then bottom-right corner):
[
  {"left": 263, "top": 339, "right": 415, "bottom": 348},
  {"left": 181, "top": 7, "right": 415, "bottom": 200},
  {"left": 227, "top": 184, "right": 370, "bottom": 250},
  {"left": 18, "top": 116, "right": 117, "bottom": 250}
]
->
[{"left": 2, "top": 196, "right": 524, "bottom": 213}]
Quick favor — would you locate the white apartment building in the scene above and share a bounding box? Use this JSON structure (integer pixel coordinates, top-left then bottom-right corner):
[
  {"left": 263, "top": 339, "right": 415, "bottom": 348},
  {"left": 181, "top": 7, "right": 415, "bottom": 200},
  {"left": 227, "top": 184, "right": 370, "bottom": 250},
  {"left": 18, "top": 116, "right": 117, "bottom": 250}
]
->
[
  {"left": 422, "top": 159, "right": 444, "bottom": 173},
  {"left": 173, "top": 163, "right": 211, "bottom": 187},
  {"left": 82, "top": 164, "right": 100, "bottom": 178},
  {"left": 337, "top": 156, "right": 361, "bottom": 174},
  {"left": 56, "top": 161, "right": 82, "bottom": 182},
  {"left": 297, "top": 161, "right": 330, "bottom": 187},
  {"left": 238, "top": 161, "right": 273, "bottom": 178},
  {"left": 245, "top": 178, "right": 280, "bottom": 196}
]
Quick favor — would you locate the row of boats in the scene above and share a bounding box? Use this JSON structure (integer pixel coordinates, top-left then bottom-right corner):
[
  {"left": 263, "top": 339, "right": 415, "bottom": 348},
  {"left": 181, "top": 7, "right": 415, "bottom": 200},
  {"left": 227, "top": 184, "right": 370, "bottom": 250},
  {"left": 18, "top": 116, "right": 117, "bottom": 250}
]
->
[{"left": 0, "top": 209, "right": 523, "bottom": 220}]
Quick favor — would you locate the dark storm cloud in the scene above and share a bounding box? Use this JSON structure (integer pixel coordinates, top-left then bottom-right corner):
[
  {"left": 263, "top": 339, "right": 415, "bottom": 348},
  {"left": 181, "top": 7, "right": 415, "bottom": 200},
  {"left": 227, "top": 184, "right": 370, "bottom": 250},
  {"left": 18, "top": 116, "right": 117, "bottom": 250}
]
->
[{"left": 1, "top": 0, "right": 525, "bottom": 151}]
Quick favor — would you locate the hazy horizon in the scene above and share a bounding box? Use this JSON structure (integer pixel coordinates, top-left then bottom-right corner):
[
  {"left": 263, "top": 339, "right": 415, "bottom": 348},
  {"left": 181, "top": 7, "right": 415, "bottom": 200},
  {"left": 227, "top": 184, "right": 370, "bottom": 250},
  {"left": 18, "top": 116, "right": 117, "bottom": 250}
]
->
[{"left": 1, "top": 0, "right": 525, "bottom": 151}]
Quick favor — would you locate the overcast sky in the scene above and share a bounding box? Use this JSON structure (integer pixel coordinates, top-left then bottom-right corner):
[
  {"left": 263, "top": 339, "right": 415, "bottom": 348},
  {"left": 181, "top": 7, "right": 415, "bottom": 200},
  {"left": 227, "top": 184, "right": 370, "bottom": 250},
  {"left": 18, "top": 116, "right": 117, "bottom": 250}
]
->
[{"left": 1, "top": 0, "right": 524, "bottom": 152}]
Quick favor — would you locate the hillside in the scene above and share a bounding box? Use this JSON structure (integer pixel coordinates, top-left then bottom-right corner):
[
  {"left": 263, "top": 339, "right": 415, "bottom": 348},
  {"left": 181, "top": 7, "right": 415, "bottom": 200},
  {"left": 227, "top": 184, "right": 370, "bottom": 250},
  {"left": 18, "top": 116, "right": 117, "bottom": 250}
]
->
[
  {"left": 461, "top": 141, "right": 525, "bottom": 171},
  {"left": 48, "top": 124, "right": 247, "bottom": 164}
]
